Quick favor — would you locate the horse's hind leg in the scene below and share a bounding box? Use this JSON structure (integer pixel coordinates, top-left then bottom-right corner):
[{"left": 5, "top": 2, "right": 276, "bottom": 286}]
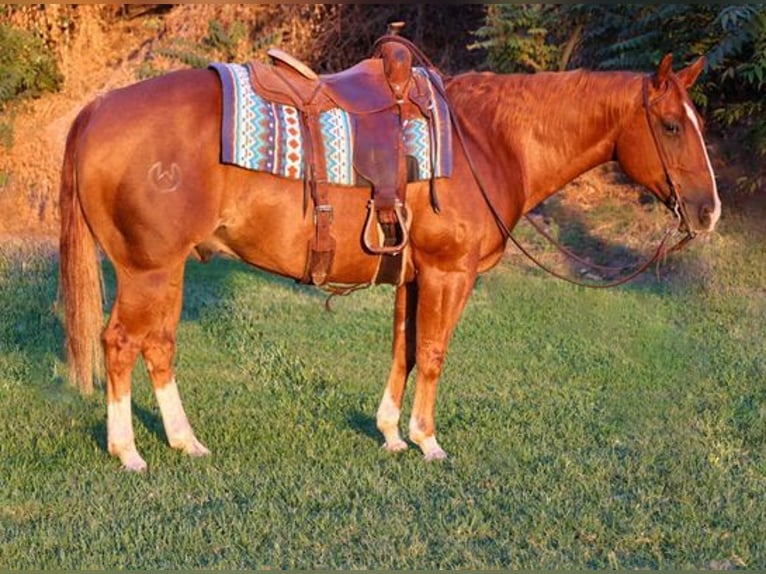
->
[
  {"left": 377, "top": 282, "right": 418, "bottom": 451},
  {"left": 104, "top": 263, "right": 207, "bottom": 471},
  {"left": 103, "top": 275, "right": 149, "bottom": 471},
  {"left": 139, "top": 263, "right": 209, "bottom": 458}
]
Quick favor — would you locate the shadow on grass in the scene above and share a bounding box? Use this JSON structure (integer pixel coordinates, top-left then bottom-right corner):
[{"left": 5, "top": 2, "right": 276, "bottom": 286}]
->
[
  {"left": 514, "top": 194, "right": 714, "bottom": 295},
  {"left": 133, "top": 402, "right": 167, "bottom": 443},
  {"left": 345, "top": 410, "right": 381, "bottom": 445},
  {"left": 90, "top": 417, "right": 108, "bottom": 453},
  {"left": 179, "top": 255, "right": 329, "bottom": 323}
]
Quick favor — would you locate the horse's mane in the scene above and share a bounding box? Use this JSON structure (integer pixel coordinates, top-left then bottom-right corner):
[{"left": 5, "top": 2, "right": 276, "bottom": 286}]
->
[
  {"left": 444, "top": 67, "right": 649, "bottom": 208},
  {"left": 447, "top": 68, "right": 643, "bottom": 144}
]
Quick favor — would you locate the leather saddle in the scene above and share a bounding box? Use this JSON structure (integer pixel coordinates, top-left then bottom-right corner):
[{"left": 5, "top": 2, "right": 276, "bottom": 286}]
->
[
  {"left": 251, "top": 46, "right": 431, "bottom": 116},
  {"left": 248, "top": 38, "right": 438, "bottom": 286}
]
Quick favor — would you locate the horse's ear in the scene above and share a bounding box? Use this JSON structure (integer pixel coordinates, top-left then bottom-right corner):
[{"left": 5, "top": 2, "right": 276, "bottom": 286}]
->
[
  {"left": 653, "top": 53, "right": 674, "bottom": 89},
  {"left": 676, "top": 56, "right": 706, "bottom": 88}
]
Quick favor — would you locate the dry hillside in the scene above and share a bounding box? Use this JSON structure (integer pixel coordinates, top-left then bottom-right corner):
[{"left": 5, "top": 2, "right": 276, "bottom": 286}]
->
[{"left": 0, "top": 4, "right": 485, "bottom": 239}]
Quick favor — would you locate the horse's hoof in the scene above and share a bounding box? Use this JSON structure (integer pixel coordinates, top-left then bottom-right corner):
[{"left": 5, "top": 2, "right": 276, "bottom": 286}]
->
[
  {"left": 413, "top": 434, "right": 447, "bottom": 461},
  {"left": 383, "top": 439, "right": 408, "bottom": 453},
  {"left": 423, "top": 447, "right": 448, "bottom": 461},
  {"left": 112, "top": 444, "right": 147, "bottom": 472},
  {"left": 120, "top": 454, "right": 148, "bottom": 472},
  {"left": 179, "top": 437, "right": 210, "bottom": 458}
]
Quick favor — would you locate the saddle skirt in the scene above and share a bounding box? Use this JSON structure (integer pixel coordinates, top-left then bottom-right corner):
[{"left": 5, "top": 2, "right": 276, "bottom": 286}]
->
[{"left": 210, "top": 62, "right": 452, "bottom": 186}]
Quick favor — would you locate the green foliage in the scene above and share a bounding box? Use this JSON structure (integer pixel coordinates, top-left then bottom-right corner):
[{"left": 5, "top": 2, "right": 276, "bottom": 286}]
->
[
  {"left": 708, "top": 5, "right": 766, "bottom": 193},
  {"left": 156, "top": 40, "right": 212, "bottom": 70},
  {"left": 137, "top": 19, "right": 239, "bottom": 79},
  {"left": 0, "top": 24, "right": 62, "bottom": 108},
  {"left": 138, "top": 18, "right": 282, "bottom": 80},
  {"left": 708, "top": 4, "right": 766, "bottom": 84},
  {"left": 470, "top": 5, "right": 570, "bottom": 73},
  {"left": 137, "top": 19, "right": 282, "bottom": 80},
  {"left": 157, "top": 18, "right": 248, "bottom": 68},
  {"left": 474, "top": 4, "right": 766, "bottom": 193},
  {"left": 203, "top": 18, "right": 247, "bottom": 61},
  {"left": 569, "top": 5, "right": 718, "bottom": 71}
]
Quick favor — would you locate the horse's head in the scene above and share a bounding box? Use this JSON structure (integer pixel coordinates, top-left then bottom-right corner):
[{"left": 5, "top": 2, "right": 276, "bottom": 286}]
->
[{"left": 615, "top": 54, "right": 721, "bottom": 234}]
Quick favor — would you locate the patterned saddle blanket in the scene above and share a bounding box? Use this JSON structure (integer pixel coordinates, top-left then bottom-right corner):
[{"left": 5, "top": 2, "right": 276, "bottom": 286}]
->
[{"left": 210, "top": 62, "right": 452, "bottom": 186}]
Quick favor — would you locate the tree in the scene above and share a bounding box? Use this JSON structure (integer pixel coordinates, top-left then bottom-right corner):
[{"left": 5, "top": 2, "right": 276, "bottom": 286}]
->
[{"left": 473, "top": 4, "right": 766, "bottom": 193}]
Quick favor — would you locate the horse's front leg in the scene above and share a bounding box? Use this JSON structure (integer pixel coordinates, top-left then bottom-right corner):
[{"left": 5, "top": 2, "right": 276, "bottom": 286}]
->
[
  {"left": 377, "top": 282, "right": 418, "bottom": 452},
  {"left": 409, "top": 267, "right": 476, "bottom": 460}
]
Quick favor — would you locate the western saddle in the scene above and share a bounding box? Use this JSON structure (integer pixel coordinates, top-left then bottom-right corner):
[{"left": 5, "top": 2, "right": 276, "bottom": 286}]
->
[{"left": 248, "top": 34, "right": 442, "bottom": 285}]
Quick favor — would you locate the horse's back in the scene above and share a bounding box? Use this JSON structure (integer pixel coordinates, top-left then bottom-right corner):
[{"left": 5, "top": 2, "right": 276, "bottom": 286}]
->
[{"left": 74, "top": 68, "right": 226, "bottom": 270}]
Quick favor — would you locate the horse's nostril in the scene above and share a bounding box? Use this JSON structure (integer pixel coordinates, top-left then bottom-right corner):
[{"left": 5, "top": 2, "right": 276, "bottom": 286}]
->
[{"left": 699, "top": 205, "right": 713, "bottom": 227}]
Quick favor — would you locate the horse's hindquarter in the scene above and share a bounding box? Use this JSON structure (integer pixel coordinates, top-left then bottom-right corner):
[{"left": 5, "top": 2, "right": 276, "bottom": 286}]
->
[
  {"left": 72, "top": 70, "right": 310, "bottom": 278},
  {"left": 76, "top": 69, "right": 227, "bottom": 270}
]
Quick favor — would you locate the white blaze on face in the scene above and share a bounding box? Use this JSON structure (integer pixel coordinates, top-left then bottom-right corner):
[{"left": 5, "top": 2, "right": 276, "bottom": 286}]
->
[{"left": 684, "top": 102, "right": 722, "bottom": 227}]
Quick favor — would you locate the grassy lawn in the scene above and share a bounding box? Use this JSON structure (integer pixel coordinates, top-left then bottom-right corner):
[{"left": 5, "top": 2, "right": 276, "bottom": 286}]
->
[{"left": 1, "top": 208, "right": 764, "bottom": 568}]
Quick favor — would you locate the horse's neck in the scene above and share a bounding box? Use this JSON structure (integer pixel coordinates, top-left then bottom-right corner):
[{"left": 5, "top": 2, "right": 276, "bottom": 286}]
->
[{"left": 457, "top": 70, "right": 642, "bottom": 212}]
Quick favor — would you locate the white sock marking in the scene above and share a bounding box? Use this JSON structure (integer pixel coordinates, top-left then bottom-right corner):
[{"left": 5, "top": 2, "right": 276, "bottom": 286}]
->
[
  {"left": 377, "top": 390, "right": 406, "bottom": 448},
  {"left": 155, "top": 379, "right": 193, "bottom": 446},
  {"left": 377, "top": 390, "right": 401, "bottom": 426},
  {"left": 107, "top": 393, "right": 134, "bottom": 449}
]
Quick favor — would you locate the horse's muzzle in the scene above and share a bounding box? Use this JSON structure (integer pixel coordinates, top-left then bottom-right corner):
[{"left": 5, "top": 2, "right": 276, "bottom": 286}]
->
[{"left": 697, "top": 199, "right": 721, "bottom": 232}]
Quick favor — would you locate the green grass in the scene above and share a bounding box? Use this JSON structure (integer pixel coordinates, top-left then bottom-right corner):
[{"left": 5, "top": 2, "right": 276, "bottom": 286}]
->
[{"left": 1, "top": 214, "right": 765, "bottom": 569}]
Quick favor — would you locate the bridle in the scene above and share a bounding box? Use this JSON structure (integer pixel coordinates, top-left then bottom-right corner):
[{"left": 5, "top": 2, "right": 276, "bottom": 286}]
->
[
  {"left": 379, "top": 37, "right": 698, "bottom": 287},
  {"left": 640, "top": 75, "right": 697, "bottom": 242}
]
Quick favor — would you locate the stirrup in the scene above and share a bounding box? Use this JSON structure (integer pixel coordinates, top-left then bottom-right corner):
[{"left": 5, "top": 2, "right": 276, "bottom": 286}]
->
[{"left": 362, "top": 199, "right": 409, "bottom": 255}]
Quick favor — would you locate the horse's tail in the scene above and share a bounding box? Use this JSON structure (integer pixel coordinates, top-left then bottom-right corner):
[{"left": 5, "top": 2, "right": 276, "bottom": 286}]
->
[{"left": 58, "top": 100, "right": 104, "bottom": 395}]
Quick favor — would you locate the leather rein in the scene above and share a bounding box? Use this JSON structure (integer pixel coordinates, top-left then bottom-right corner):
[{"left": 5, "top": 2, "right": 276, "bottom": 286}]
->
[
  {"left": 450, "top": 72, "right": 698, "bottom": 289},
  {"left": 323, "top": 37, "right": 698, "bottom": 298}
]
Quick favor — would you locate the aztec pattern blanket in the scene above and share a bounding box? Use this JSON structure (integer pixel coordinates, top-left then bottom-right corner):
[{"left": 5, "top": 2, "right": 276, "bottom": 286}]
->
[{"left": 210, "top": 62, "right": 452, "bottom": 186}]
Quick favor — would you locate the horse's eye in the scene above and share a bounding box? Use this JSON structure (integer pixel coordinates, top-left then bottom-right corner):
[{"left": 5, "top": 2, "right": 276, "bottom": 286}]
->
[{"left": 662, "top": 121, "right": 681, "bottom": 136}]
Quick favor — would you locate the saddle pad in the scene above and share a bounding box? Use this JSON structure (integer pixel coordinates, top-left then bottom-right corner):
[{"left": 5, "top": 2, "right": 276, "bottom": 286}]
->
[{"left": 210, "top": 63, "right": 452, "bottom": 185}]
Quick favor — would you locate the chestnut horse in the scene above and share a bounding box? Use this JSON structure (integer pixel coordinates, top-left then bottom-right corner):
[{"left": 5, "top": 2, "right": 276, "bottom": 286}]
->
[{"left": 59, "top": 53, "right": 720, "bottom": 471}]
